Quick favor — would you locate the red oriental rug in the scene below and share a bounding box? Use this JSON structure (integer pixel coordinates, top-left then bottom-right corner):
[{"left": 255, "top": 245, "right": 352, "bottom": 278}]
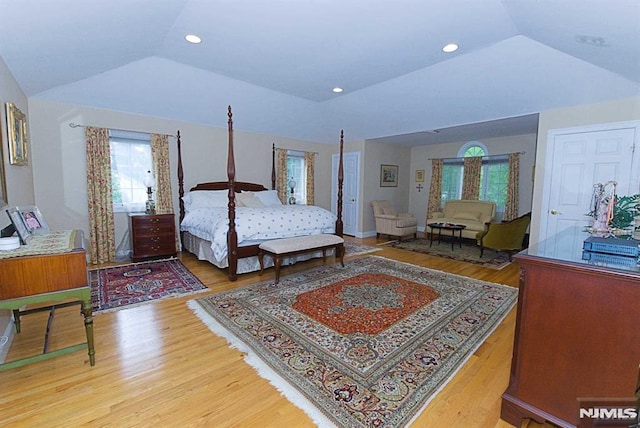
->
[
  {"left": 90, "top": 258, "right": 208, "bottom": 313},
  {"left": 188, "top": 256, "right": 517, "bottom": 427}
]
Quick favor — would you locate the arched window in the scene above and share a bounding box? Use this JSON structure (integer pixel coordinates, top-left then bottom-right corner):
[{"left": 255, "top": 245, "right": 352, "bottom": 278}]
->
[{"left": 459, "top": 141, "right": 487, "bottom": 158}]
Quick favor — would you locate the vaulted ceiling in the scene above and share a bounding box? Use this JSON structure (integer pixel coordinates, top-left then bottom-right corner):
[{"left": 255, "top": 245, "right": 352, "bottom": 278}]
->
[{"left": 0, "top": 0, "right": 638, "bottom": 145}]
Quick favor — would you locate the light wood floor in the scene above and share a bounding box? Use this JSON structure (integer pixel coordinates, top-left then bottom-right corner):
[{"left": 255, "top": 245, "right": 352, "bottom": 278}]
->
[{"left": 0, "top": 237, "right": 553, "bottom": 427}]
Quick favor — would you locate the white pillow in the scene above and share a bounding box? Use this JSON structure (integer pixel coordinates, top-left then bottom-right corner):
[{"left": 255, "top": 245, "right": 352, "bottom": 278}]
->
[
  {"left": 183, "top": 190, "right": 229, "bottom": 210},
  {"left": 236, "top": 193, "right": 265, "bottom": 207},
  {"left": 253, "top": 190, "right": 283, "bottom": 206}
]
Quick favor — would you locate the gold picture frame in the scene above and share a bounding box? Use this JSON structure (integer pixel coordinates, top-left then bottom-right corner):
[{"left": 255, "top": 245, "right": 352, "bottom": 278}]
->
[
  {"left": 0, "top": 110, "right": 7, "bottom": 206},
  {"left": 415, "top": 169, "right": 425, "bottom": 182},
  {"left": 6, "top": 102, "right": 28, "bottom": 166}
]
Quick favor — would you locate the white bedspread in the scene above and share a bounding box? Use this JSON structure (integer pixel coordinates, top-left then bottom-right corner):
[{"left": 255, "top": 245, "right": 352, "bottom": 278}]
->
[{"left": 180, "top": 205, "right": 337, "bottom": 263}]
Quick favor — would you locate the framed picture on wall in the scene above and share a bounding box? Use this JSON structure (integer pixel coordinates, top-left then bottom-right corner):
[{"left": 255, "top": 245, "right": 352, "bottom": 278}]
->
[
  {"left": 415, "top": 169, "right": 425, "bottom": 182},
  {"left": 0, "top": 111, "right": 7, "bottom": 206},
  {"left": 6, "top": 102, "right": 29, "bottom": 166},
  {"left": 380, "top": 164, "right": 398, "bottom": 187}
]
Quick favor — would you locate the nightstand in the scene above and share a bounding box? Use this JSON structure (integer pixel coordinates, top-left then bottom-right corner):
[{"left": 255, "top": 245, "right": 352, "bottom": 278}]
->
[{"left": 130, "top": 213, "right": 176, "bottom": 262}]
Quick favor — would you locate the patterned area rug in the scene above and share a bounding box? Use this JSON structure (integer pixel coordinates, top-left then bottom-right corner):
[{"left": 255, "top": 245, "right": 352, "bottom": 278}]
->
[
  {"left": 189, "top": 256, "right": 517, "bottom": 427},
  {"left": 344, "top": 241, "right": 382, "bottom": 256},
  {"left": 90, "top": 258, "right": 209, "bottom": 313},
  {"left": 388, "top": 238, "right": 512, "bottom": 269}
]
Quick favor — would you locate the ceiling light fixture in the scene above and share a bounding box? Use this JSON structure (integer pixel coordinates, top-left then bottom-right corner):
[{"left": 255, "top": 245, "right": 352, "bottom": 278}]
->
[
  {"left": 575, "top": 34, "right": 608, "bottom": 47},
  {"left": 442, "top": 43, "right": 459, "bottom": 53},
  {"left": 185, "top": 34, "right": 202, "bottom": 44},
  {"left": 332, "top": 87, "right": 343, "bottom": 93}
]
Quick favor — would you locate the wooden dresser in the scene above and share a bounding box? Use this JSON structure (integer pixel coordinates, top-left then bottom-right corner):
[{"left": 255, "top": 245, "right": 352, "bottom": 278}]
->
[
  {"left": 501, "top": 227, "right": 640, "bottom": 427},
  {"left": 130, "top": 213, "right": 176, "bottom": 262}
]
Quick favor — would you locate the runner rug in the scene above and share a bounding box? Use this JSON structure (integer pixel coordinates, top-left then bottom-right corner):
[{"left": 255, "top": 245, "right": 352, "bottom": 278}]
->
[
  {"left": 90, "top": 258, "right": 209, "bottom": 313},
  {"left": 388, "top": 238, "right": 512, "bottom": 269},
  {"left": 188, "top": 255, "right": 517, "bottom": 427}
]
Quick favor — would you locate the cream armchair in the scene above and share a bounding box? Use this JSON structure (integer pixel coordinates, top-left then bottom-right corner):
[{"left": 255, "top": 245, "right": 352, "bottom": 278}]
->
[{"left": 371, "top": 200, "right": 417, "bottom": 241}]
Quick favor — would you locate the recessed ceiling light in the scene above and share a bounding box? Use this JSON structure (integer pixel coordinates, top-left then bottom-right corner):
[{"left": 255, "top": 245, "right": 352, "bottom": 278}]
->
[
  {"left": 332, "top": 87, "right": 343, "bottom": 93},
  {"left": 442, "top": 43, "right": 459, "bottom": 53},
  {"left": 185, "top": 34, "right": 202, "bottom": 44}
]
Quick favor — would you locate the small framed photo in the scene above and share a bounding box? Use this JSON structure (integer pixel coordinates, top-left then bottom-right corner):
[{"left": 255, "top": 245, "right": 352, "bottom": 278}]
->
[
  {"left": 6, "top": 102, "right": 29, "bottom": 166},
  {"left": 6, "top": 207, "right": 31, "bottom": 245},
  {"left": 17, "top": 206, "right": 49, "bottom": 235},
  {"left": 380, "top": 164, "right": 398, "bottom": 187},
  {"left": 415, "top": 169, "right": 425, "bottom": 183}
]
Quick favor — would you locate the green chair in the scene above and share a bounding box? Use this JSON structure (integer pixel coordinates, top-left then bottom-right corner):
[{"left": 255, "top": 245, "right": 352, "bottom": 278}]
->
[{"left": 476, "top": 212, "right": 531, "bottom": 261}]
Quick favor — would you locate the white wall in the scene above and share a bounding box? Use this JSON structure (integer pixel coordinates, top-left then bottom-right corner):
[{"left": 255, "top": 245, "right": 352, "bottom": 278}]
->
[
  {"left": 408, "top": 134, "right": 537, "bottom": 231},
  {"left": 530, "top": 96, "right": 640, "bottom": 243},
  {"left": 0, "top": 55, "right": 30, "bottom": 360},
  {"left": 361, "top": 140, "right": 413, "bottom": 236},
  {"left": 27, "top": 99, "right": 339, "bottom": 258},
  {"left": 0, "top": 56, "right": 33, "bottom": 216}
]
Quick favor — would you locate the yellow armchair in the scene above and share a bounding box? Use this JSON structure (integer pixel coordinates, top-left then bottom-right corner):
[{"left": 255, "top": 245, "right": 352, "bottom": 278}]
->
[{"left": 476, "top": 212, "right": 531, "bottom": 261}]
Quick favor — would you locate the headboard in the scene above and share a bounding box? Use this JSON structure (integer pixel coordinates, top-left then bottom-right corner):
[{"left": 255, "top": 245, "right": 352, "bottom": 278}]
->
[{"left": 189, "top": 182, "right": 268, "bottom": 192}]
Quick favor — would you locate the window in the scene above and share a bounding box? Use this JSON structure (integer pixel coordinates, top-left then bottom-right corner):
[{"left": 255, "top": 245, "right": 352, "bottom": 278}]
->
[
  {"left": 286, "top": 151, "right": 307, "bottom": 204},
  {"left": 441, "top": 142, "right": 509, "bottom": 219},
  {"left": 109, "top": 130, "right": 152, "bottom": 212}
]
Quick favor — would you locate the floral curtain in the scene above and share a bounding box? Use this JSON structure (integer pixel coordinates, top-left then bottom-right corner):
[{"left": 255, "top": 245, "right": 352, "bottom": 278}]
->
[
  {"left": 504, "top": 152, "right": 520, "bottom": 221},
  {"left": 150, "top": 133, "right": 173, "bottom": 215},
  {"left": 85, "top": 126, "right": 115, "bottom": 264},
  {"left": 426, "top": 159, "right": 443, "bottom": 221},
  {"left": 305, "top": 151, "right": 315, "bottom": 205},
  {"left": 276, "top": 148, "right": 288, "bottom": 203},
  {"left": 461, "top": 156, "right": 482, "bottom": 200}
]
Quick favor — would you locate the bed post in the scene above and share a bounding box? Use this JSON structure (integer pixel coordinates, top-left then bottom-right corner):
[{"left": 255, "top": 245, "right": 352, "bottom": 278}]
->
[
  {"left": 336, "top": 130, "right": 344, "bottom": 237},
  {"left": 271, "top": 143, "right": 276, "bottom": 190},
  {"left": 177, "top": 130, "right": 184, "bottom": 247},
  {"left": 177, "top": 131, "right": 184, "bottom": 222},
  {"left": 227, "top": 106, "right": 239, "bottom": 281}
]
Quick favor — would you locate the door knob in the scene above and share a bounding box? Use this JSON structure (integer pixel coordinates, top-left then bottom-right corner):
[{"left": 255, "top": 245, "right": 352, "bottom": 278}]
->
[{"left": 550, "top": 210, "right": 561, "bottom": 215}]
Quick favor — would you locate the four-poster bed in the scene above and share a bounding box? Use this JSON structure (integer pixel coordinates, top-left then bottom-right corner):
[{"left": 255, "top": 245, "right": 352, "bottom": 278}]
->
[{"left": 177, "top": 106, "right": 344, "bottom": 281}]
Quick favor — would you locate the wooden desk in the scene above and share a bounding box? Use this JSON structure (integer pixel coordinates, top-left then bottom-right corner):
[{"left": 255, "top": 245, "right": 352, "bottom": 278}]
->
[
  {"left": 0, "top": 230, "right": 95, "bottom": 370},
  {"left": 501, "top": 228, "right": 640, "bottom": 427}
]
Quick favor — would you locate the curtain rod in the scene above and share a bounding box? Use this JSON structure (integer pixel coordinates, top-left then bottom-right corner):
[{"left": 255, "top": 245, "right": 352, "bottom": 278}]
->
[
  {"left": 274, "top": 144, "right": 318, "bottom": 155},
  {"left": 428, "top": 150, "right": 525, "bottom": 161},
  {"left": 68, "top": 122, "right": 179, "bottom": 139}
]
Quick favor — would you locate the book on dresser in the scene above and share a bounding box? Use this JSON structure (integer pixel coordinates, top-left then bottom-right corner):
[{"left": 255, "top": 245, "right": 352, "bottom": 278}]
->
[{"left": 129, "top": 213, "right": 176, "bottom": 262}]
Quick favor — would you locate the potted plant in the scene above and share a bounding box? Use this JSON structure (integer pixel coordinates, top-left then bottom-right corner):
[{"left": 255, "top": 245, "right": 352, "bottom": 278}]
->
[{"left": 609, "top": 194, "right": 640, "bottom": 230}]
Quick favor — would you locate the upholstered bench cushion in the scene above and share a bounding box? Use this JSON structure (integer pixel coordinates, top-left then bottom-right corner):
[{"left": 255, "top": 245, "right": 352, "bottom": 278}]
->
[
  {"left": 259, "top": 234, "right": 345, "bottom": 284},
  {"left": 259, "top": 234, "right": 344, "bottom": 254}
]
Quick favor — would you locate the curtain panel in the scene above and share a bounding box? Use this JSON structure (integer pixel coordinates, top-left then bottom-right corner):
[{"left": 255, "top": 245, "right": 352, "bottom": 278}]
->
[
  {"left": 150, "top": 134, "right": 174, "bottom": 215},
  {"left": 276, "top": 148, "right": 288, "bottom": 203},
  {"left": 305, "top": 151, "right": 315, "bottom": 205},
  {"left": 85, "top": 126, "right": 116, "bottom": 264},
  {"left": 504, "top": 153, "right": 520, "bottom": 221},
  {"left": 461, "top": 156, "right": 482, "bottom": 200},
  {"left": 426, "top": 159, "right": 443, "bottom": 221}
]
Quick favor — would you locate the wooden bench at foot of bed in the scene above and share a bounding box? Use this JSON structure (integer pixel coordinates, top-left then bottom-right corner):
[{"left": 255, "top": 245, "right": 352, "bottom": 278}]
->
[{"left": 258, "top": 234, "right": 345, "bottom": 284}]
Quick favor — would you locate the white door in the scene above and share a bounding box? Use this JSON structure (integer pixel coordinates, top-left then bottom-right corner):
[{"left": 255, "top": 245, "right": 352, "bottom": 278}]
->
[
  {"left": 332, "top": 151, "right": 360, "bottom": 236},
  {"left": 540, "top": 123, "right": 639, "bottom": 249}
]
